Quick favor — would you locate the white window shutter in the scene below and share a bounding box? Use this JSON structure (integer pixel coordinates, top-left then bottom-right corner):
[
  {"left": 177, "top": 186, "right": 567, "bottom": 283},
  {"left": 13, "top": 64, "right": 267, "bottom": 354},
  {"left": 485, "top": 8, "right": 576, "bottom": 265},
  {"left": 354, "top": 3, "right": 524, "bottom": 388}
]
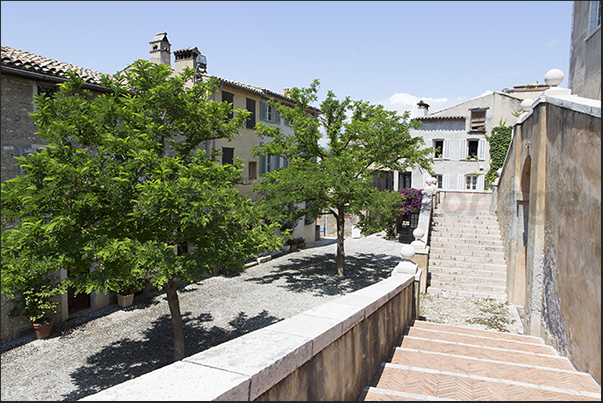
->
[
  {"left": 424, "top": 174, "right": 430, "bottom": 188},
  {"left": 459, "top": 139, "right": 467, "bottom": 160},
  {"left": 443, "top": 139, "right": 451, "bottom": 160},
  {"left": 457, "top": 174, "right": 464, "bottom": 190},
  {"left": 478, "top": 139, "right": 487, "bottom": 161},
  {"left": 443, "top": 174, "right": 450, "bottom": 189},
  {"left": 477, "top": 175, "right": 485, "bottom": 190}
]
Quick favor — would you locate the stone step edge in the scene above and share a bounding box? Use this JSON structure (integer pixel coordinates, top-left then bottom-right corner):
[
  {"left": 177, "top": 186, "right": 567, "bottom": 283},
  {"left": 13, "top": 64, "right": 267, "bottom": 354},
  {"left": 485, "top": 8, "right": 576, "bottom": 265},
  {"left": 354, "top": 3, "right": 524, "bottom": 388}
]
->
[
  {"left": 379, "top": 363, "right": 602, "bottom": 399},
  {"left": 392, "top": 346, "right": 601, "bottom": 386},
  {"left": 428, "top": 267, "right": 507, "bottom": 276},
  {"left": 399, "top": 334, "right": 560, "bottom": 358},
  {"left": 405, "top": 323, "right": 541, "bottom": 344},
  {"left": 360, "top": 386, "right": 453, "bottom": 401},
  {"left": 403, "top": 327, "right": 553, "bottom": 351},
  {"left": 426, "top": 287, "right": 507, "bottom": 300}
]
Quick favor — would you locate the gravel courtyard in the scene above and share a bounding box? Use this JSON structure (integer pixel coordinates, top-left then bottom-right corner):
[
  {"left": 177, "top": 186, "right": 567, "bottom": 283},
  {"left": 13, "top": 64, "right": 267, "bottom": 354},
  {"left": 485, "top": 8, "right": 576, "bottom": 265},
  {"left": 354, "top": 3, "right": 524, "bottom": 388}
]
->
[{"left": 1, "top": 234, "right": 522, "bottom": 401}]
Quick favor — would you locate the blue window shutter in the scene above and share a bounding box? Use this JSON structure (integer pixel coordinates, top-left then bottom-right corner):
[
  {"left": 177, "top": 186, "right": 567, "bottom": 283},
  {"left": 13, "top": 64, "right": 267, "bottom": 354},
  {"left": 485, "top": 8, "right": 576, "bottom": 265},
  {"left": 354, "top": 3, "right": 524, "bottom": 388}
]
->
[
  {"left": 260, "top": 100, "right": 267, "bottom": 121},
  {"left": 275, "top": 110, "right": 281, "bottom": 124},
  {"left": 260, "top": 155, "right": 266, "bottom": 175}
]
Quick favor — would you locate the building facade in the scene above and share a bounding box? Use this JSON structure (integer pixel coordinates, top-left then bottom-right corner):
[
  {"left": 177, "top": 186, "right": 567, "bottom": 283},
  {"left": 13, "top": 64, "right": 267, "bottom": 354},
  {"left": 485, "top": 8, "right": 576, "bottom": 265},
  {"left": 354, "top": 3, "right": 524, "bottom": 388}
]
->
[{"left": 399, "top": 92, "right": 523, "bottom": 192}]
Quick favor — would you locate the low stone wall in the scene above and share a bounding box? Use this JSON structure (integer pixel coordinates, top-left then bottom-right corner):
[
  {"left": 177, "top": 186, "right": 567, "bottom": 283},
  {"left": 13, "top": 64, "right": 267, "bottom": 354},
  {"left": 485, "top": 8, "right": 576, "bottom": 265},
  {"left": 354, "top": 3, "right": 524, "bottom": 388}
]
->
[{"left": 81, "top": 273, "right": 415, "bottom": 401}]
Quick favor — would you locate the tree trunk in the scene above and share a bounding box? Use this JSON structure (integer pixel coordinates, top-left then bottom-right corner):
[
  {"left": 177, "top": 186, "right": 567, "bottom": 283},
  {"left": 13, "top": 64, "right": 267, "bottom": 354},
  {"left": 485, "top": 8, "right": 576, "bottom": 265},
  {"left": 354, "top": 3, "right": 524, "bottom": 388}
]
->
[
  {"left": 165, "top": 277, "right": 185, "bottom": 361},
  {"left": 336, "top": 208, "right": 346, "bottom": 276}
]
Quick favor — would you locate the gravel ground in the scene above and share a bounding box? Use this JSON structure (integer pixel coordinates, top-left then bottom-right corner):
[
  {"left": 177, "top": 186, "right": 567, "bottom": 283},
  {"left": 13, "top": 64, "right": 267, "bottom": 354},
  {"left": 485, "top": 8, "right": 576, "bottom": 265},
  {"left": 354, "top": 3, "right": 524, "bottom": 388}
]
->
[{"left": 1, "top": 234, "right": 522, "bottom": 401}]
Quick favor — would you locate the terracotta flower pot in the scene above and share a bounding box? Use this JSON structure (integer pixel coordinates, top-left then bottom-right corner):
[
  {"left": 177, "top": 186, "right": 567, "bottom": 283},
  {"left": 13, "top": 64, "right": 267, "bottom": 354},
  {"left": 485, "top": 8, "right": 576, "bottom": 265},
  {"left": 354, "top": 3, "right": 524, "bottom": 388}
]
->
[{"left": 33, "top": 319, "right": 54, "bottom": 340}]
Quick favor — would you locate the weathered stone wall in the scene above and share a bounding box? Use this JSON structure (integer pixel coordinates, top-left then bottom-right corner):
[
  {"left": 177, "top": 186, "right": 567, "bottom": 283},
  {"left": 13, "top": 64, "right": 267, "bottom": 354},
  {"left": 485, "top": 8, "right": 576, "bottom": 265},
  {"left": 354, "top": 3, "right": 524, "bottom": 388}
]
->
[
  {"left": 497, "top": 96, "right": 601, "bottom": 384},
  {"left": 1, "top": 73, "right": 42, "bottom": 183}
]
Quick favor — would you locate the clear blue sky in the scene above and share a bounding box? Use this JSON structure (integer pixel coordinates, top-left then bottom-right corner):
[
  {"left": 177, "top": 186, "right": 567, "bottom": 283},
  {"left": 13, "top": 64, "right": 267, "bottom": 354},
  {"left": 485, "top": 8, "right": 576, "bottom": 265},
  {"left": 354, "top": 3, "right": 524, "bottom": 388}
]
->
[{"left": 1, "top": 1, "right": 573, "bottom": 116}]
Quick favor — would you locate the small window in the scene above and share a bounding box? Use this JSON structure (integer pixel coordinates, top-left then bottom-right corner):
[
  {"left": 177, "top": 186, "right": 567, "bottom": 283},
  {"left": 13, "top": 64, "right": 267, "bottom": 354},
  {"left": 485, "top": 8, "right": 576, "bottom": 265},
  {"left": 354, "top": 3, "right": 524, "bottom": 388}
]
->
[
  {"left": 470, "top": 110, "right": 486, "bottom": 131},
  {"left": 222, "top": 147, "right": 234, "bottom": 165},
  {"left": 433, "top": 140, "right": 444, "bottom": 159},
  {"left": 245, "top": 98, "right": 256, "bottom": 129},
  {"left": 222, "top": 91, "right": 234, "bottom": 120},
  {"left": 37, "top": 85, "right": 58, "bottom": 98},
  {"left": 466, "top": 175, "right": 478, "bottom": 190},
  {"left": 467, "top": 140, "right": 479, "bottom": 159},
  {"left": 260, "top": 100, "right": 281, "bottom": 124},
  {"left": 248, "top": 161, "right": 257, "bottom": 180},
  {"left": 399, "top": 172, "right": 412, "bottom": 189},
  {"left": 435, "top": 174, "right": 443, "bottom": 189},
  {"left": 588, "top": 1, "right": 601, "bottom": 35}
]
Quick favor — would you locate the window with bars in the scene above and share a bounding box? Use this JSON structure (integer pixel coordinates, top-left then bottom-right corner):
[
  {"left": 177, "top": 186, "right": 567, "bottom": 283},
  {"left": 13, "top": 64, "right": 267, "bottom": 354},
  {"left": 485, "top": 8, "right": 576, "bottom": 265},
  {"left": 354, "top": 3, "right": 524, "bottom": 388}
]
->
[{"left": 470, "top": 109, "right": 486, "bottom": 131}]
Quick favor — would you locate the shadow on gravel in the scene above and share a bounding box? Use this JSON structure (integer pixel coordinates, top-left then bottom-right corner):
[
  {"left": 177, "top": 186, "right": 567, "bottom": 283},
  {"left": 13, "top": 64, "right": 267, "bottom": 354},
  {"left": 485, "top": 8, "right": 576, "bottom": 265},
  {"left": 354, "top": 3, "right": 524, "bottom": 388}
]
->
[
  {"left": 244, "top": 252, "right": 399, "bottom": 297},
  {"left": 62, "top": 309, "right": 281, "bottom": 401}
]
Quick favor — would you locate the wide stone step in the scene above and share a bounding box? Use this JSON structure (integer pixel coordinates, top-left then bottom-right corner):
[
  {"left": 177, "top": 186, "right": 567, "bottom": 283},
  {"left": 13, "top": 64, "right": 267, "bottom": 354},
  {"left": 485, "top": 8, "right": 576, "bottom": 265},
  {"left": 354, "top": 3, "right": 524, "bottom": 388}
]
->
[
  {"left": 432, "top": 222, "right": 500, "bottom": 230},
  {"left": 429, "top": 259, "right": 507, "bottom": 271},
  {"left": 407, "top": 320, "right": 543, "bottom": 344},
  {"left": 426, "top": 285, "right": 507, "bottom": 300},
  {"left": 430, "top": 252, "right": 505, "bottom": 264},
  {"left": 431, "top": 244, "right": 505, "bottom": 254},
  {"left": 431, "top": 237, "right": 503, "bottom": 247},
  {"left": 433, "top": 216, "right": 499, "bottom": 225},
  {"left": 431, "top": 227, "right": 502, "bottom": 236},
  {"left": 429, "top": 265, "right": 507, "bottom": 279},
  {"left": 429, "top": 278, "right": 506, "bottom": 293},
  {"left": 430, "top": 271, "right": 507, "bottom": 285}
]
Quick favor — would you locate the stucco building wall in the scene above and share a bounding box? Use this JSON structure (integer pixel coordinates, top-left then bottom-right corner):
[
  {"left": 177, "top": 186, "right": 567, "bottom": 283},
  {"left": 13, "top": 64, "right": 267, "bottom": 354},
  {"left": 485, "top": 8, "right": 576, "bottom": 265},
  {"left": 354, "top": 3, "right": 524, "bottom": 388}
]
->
[
  {"left": 568, "top": 1, "right": 601, "bottom": 101},
  {"left": 497, "top": 95, "right": 601, "bottom": 384}
]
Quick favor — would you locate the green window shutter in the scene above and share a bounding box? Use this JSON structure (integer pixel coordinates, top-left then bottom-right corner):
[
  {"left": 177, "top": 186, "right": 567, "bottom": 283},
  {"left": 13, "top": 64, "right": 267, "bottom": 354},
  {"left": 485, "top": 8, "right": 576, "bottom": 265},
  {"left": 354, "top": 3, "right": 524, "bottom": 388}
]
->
[
  {"left": 260, "top": 100, "right": 267, "bottom": 121},
  {"left": 275, "top": 155, "right": 281, "bottom": 170}
]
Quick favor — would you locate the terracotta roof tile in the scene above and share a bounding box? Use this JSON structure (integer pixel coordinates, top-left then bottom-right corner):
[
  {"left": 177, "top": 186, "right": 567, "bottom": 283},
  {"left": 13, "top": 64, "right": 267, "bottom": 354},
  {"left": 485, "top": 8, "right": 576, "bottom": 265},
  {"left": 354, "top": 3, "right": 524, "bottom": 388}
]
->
[{"left": 1, "top": 45, "right": 104, "bottom": 85}]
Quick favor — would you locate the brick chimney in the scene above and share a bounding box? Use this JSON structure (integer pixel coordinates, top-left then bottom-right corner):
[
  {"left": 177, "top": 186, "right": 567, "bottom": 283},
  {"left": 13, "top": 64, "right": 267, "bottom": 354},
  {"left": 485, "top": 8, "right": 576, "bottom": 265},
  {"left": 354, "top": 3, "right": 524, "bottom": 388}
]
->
[{"left": 149, "top": 32, "right": 171, "bottom": 66}]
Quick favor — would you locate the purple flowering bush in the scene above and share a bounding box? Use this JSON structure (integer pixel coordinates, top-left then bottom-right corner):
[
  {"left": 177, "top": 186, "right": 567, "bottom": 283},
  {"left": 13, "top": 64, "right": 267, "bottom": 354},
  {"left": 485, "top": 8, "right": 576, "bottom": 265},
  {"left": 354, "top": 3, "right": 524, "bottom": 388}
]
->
[{"left": 396, "top": 188, "right": 422, "bottom": 216}]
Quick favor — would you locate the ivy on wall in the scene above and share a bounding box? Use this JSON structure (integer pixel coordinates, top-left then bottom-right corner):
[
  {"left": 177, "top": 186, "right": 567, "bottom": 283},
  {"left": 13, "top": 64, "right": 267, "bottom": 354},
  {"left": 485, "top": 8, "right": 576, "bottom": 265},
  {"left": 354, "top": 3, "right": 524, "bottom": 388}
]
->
[{"left": 485, "top": 119, "right": 513, "bottom": 185}]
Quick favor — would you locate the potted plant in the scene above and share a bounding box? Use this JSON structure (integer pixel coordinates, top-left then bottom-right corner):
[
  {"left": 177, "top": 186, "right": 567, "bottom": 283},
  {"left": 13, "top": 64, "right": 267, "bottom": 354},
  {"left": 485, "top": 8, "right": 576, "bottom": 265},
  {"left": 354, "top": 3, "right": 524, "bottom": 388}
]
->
[
  {"left": 297, "top": 237, "right": 306, "bottom": 248},
  {"left": 110, "top": 278, "right": 144, "bottom": 308},
  {"left": 286, "top": 237, "right": 298, "bottom": 251},
  {"left": 7, "top": 274, "right": 62, "bottom": 339}
]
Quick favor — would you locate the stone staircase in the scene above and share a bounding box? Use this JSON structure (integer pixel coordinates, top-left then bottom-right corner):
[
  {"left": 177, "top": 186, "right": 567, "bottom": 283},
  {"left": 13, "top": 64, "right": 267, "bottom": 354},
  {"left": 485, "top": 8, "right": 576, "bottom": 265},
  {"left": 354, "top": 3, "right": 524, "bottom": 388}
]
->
[
  {"left": 427, "top": 206, "right": 507, "bottom": 300},
  {"left": 358, "top": 320, "right": 602, "bottom": 401}
]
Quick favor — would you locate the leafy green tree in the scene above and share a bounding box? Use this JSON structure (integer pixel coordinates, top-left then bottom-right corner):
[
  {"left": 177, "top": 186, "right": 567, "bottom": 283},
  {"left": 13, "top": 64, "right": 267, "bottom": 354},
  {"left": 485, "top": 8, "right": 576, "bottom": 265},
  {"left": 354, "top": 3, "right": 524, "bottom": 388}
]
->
[
  {"left": 252, "top": 80, "right": 433, "bottom": 276},
  {"left": 1, "top": 60, "right": 281, "bottom": 361},
  {"left": 485, "top": 119, "right": 513, "bottom": 185}
]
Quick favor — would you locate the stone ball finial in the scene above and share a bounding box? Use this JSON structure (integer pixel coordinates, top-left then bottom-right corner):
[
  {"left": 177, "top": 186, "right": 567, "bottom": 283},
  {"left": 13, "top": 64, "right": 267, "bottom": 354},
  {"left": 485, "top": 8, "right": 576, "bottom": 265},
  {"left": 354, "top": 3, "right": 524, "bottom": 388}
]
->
[
  {"left": 544, "top": 68, "right": 564, "bottom": 87},
  {"left": 520, "top": 98, "right": 534, "bottom": 112},
  {"left": 413, "top": 228, "right": 425, "bottom": 240},
  {"left": 401, "top": 244, "right": 415, "bottom": 260},
  {"left": 425, "top": 177, "right": 437, "bottom": 186}
]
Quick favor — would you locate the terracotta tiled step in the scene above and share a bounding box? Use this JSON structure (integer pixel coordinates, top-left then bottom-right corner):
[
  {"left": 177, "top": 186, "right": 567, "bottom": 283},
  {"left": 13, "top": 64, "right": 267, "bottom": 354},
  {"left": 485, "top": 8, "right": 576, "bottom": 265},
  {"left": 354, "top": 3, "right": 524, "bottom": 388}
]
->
[
  {"left": 408, "top": 320, "right": 542, "bottom": 342},
  {"left": 402, "top": 327, "right": 556, "bottom": 355},
  {"left": 389, "top": 348, "right": 603, "bottom": 394},
  {"left": 397, "top": 335, "right": 576, "bottom": 370},
  {"left": 362, "top": 364, "right": 600, "bottom": 401}
]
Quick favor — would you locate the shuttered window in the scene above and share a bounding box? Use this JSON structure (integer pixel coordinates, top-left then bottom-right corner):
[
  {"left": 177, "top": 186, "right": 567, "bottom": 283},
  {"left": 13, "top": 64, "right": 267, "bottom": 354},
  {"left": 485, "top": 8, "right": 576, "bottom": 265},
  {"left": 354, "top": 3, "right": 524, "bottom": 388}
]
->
[
  {"left": 222, "top": 91, "right": 234, "bottom": 120},
  {"left": 222, "top": 147, "right": 234, "bottom": 165},
  {"left": 246, "top": 98, "right": 256, "bottom": 129},
  {"left": 260, "top": 100, "right": 281, "bottom": 124}
]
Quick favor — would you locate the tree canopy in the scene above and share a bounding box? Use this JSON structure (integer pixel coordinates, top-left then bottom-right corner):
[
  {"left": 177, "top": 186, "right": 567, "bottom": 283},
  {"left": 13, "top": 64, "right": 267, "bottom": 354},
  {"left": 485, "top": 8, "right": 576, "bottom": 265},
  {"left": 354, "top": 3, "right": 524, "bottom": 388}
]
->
[
  {"left": 1, "top": 60, "right": 281, "bottom": 360},
  {"left": 252, "top": 80, "right": 433, "bottom": 275}
]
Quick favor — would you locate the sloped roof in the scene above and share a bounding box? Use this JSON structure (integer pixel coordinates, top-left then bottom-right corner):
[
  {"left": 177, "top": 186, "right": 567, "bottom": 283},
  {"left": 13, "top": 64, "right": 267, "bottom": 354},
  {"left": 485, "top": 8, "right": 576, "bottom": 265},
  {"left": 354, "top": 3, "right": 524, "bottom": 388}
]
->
[{"left": 1, "top": 45, "right": 104, "bottom": 85}]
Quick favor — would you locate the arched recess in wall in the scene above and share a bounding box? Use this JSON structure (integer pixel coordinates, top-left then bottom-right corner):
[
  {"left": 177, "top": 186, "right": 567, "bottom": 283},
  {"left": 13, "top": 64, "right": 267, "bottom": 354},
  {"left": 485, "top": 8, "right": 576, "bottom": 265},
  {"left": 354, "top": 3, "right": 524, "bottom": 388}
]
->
[{"left": 515, "top": 155, "right": 531, "bottom": 311}]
